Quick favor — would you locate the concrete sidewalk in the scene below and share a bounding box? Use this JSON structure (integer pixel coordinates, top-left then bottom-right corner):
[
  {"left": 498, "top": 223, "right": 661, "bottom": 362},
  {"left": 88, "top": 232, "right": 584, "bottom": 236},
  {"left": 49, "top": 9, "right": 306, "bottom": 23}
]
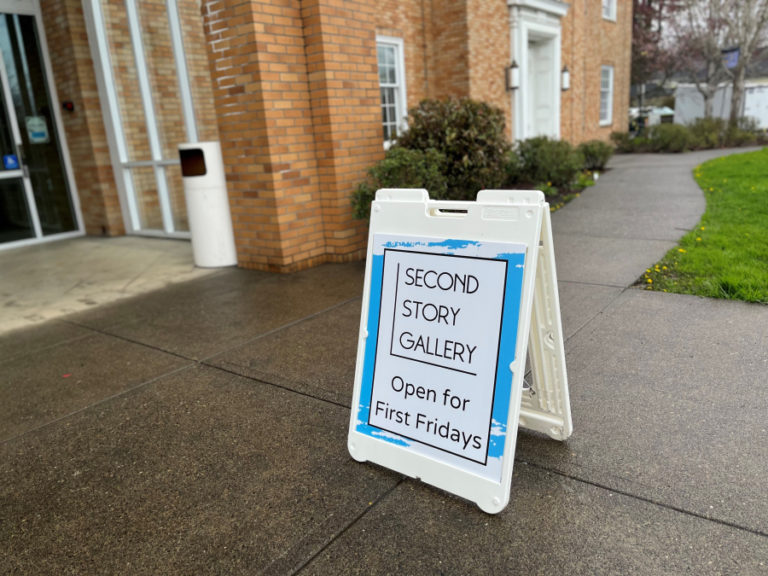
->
[{"left": 2, "top": 149, "right": 767, "bottom": 574}]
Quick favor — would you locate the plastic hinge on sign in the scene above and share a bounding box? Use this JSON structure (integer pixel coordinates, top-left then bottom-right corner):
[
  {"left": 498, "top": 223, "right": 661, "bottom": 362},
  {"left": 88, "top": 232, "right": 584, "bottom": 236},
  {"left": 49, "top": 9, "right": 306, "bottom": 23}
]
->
[{"left": 519, "top": 206, "right": 573, "bottom": 441}]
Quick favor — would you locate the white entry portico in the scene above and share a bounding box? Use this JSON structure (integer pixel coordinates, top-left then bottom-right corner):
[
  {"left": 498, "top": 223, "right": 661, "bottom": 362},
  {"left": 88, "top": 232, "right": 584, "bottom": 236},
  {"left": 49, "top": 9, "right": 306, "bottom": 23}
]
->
[{"left": 509, "top": 0, "right": 569, "bottom": 141}]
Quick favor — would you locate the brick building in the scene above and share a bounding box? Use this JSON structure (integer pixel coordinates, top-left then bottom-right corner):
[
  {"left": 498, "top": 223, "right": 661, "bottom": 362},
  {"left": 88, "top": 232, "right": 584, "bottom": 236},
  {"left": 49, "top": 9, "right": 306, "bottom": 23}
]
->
[{"left": 0, "top": 0, "right": 631, "bottom": 271}]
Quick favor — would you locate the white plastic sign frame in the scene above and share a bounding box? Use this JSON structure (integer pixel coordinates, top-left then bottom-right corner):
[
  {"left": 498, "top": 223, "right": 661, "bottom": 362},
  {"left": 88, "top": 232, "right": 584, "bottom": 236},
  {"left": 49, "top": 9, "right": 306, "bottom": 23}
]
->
[{"left": 348, "top": 189, "right": 572, "bottom": 514}]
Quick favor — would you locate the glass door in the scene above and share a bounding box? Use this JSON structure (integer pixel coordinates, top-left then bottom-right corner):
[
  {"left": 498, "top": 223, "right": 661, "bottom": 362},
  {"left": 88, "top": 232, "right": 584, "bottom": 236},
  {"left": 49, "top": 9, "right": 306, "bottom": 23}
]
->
[{"left": 0, "top": 11, "right": 80, "bottom": 246}]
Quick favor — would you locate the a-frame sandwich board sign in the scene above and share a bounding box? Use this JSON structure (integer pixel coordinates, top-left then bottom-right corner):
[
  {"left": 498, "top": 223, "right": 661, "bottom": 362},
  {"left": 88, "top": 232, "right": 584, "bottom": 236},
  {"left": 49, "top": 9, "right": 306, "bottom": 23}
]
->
[{"left": 348, "top": 189, "right": 572, "bottom": 514}]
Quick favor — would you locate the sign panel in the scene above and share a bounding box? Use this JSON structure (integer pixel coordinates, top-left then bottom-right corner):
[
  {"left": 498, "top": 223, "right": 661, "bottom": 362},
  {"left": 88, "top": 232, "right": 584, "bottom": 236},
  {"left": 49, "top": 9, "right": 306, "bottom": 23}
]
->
[
  {"left": 356, "top": 235, "right": 525, "bottom": 482},
  {"left": 722, "top": 47, "right": 739, "bottom": 70}
]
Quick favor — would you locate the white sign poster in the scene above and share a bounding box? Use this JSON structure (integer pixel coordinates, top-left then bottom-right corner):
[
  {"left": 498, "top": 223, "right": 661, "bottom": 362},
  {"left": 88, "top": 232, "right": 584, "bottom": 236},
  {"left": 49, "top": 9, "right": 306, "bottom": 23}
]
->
[
  {"left": 354, "top": 234, "right": 526, "bottom": 483},
  {"left": 25, "top": 116, "right": 50, "bottom": 144}
]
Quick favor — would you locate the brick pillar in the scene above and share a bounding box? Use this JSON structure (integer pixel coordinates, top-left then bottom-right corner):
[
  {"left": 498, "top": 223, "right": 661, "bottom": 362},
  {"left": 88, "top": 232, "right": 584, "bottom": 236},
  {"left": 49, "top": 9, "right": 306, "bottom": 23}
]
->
[
  {"left": 201, "top": 0, "right": 381, "bottom": 271},
  {"left": 467, "top": 0, "right": 511, "bottom": 133},
  {"left": 200, "top": 0, "right": 325, "bottom": 270},
  {"left": 430, "top": 0, "right": 470, "bottom": 98},
  {"left": 427, "top": 0, "right": 511, "bottom": 134},
  {"left": 302, "top": 0, "right": 381, "bottom": 261}
]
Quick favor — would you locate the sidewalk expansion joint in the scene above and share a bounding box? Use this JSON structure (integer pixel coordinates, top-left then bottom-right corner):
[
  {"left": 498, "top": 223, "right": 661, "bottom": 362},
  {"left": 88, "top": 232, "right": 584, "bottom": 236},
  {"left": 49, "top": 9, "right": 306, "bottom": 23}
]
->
[
  {"left": 562, "top": 286, "right": 628, "bottom": 345},
  {"left": 519, "top": 459, "right": 768, "bottom": 540},
  {"left": 291, "top": 478, "right": 406, "bottom": 575},
  {"left": 205, "top": 361, "right": 350, "bottom": 411},
  {"left": 60, "top": 320, "right": 199, "bottom": 363},
  {"left": 0, "top": 363, "right": 195, "bottom": 446},
  {"left": 554, "top": 231, "right": 680, "bottom": 243},
  {"left": 558, "top": 279, "right": 626, "bottom": 289},
  {"left": 200, "top": 295, "right": 361, "bottom": 365},
  {"left": 0, "top": 327, "right": 93, "bottom": 366}
]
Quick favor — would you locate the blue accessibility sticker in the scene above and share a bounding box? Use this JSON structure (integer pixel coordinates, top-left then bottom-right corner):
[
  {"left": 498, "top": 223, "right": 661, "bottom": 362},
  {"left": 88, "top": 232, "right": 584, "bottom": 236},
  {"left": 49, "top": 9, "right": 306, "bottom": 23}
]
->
[{"left": 3, "top": 154, "right": 19, "bottom": 170}]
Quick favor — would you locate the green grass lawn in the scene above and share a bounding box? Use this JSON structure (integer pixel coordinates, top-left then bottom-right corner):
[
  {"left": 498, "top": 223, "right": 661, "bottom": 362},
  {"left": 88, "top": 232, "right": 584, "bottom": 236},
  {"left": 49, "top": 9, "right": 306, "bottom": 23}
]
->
[{"left": 640, "top": 148, "right": 768, "bottom": 303}]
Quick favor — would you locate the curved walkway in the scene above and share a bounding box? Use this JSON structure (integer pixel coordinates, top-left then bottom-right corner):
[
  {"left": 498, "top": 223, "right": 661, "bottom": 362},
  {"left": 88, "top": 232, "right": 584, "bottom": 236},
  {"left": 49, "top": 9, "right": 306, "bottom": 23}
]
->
[{"left": 554, "top": 148, "right": 757, "bottom": 287}]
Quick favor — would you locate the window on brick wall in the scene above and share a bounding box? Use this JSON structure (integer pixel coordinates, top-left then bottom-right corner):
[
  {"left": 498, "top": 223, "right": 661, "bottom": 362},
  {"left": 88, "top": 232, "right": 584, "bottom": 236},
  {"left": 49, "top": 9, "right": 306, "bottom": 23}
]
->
[
  {"left": 600, "top": 66, "right": 614, "bottom": 126},
  {"left": 376, "top": 36, "right": 407, "bottom": 146},
  {"left": 85, "top": 0, "right": 220, "bottom": 237},
  {"left": 602, "top": 0, "right": 617, "bottom": 21}
]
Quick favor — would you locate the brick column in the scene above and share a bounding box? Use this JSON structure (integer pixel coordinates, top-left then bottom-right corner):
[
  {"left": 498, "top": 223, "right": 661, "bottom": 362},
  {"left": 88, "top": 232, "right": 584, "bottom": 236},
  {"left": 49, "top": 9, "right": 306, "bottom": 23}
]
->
[
  {"left": 430, "top": 0, "right": 470, "bottom": 98},
  {"left": 201, "top": 0, "right": 325, "bottom": 270},
  {"left": 301, "top": 0, "right": 382, "bottom": 261},
  {"left": 467, "top": 0, "right": 511, "bottom": 131},
  {"left": 201, "top": 0, "right": 381, "bottom": 271}
]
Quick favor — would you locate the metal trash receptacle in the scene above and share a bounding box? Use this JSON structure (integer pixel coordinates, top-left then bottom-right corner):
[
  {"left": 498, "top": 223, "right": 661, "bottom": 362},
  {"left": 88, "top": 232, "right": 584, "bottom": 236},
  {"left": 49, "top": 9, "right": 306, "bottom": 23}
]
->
[{"left": 179, "top": 141, "right": 237, "bottom": 267}]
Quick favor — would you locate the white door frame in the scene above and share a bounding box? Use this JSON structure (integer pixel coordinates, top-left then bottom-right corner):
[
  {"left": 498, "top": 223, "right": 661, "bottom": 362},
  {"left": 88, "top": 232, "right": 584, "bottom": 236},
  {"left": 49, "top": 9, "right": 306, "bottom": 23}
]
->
[
  {"left": 526, "top": 34, "right": 558, "bottom": 138},
  {"left": 0, "top": 0, "right": 85, "bottom": 251},
  {"left": 508, "top": 0, "right": 568, "bottom": 142}
]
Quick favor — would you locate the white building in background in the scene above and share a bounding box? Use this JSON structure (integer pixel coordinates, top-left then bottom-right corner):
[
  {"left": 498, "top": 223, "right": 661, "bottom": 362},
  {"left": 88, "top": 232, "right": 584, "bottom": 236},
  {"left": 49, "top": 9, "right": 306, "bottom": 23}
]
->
[{"left": 674, "top": 81, "right": 768, "bottom": 128}]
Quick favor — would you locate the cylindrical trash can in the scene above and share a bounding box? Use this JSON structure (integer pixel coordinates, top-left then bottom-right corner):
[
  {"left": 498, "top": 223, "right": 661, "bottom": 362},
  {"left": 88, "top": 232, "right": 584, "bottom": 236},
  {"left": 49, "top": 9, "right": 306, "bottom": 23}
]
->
[{"left": 179, "top": 141, "right": 237, "bottom": 267}]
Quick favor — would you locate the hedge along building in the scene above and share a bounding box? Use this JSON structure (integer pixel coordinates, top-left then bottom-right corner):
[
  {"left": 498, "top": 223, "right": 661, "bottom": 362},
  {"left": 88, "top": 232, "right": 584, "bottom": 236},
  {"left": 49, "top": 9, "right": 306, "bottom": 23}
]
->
[{"left": 0, "top": 0, "right": 631, "bottom": 271}]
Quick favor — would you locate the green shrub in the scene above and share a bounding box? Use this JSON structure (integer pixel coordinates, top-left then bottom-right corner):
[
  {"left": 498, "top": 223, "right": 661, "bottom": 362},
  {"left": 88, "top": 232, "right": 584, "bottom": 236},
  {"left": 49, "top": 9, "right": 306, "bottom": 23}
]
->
[
  {"left": 612, "top": 118, "right": 761, "bottom": 154},
  {"left": 737, "top": 116, "right": 759, "bottom": 132},
  {"left": 577, "top": 139, "right": 614, "bottom": 170},
  {"left": 535, "top": 182, "right": 559, "bottom": 198},
  {"left": 512, "top": 136, "right": 584, "bottom": 188},
  {"left": 396, "top": 98, "right": 510, "bottom": 199},
  {"left": 610, "top": 131, "right": 634, "bottom": 153},
  {"left": 725, "top": 125, "right": 757, "bottom": 147},
  {"left": 631, "top": 136, "right": 652, "bottom": 153},
  {"left": 574, "top": 170, "right": 596, "bottom": 190},
  {"left": 351, "top": 147, "right": 448, "bottom": 220},
  {"left": 648, "top": 123, "right": 692, "bottom": 153},
  {"left": 504, "top": 150, "right": 523, "bottom": 186},
  {"left": 688, "top": 117, "right": 726, "bottom": 149}
]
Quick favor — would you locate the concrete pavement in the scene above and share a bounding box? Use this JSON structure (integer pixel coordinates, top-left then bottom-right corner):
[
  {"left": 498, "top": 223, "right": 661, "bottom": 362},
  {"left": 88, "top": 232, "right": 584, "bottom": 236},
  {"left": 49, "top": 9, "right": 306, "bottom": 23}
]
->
[
  {"left": 0, "top": 236, "right": 217, "bottom": 334},
  {"left": 1, "top": 149, "right": 767, "bottom": 574}
]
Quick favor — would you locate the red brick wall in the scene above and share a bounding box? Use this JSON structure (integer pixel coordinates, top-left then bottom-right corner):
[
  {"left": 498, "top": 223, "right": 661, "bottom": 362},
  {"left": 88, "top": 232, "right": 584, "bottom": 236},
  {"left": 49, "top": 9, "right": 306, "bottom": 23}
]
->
[
  {"left": 375, "top": 0, "right": 432, "bottom": 108},
  {"left": 430, "top": 0, "right": 470, "bottom": 98},
  {"left": 201, "top": 0, "right": 317, "bottom": 270},
  {"left": 42, "top": 0, "right": 124, "bottom": 236},
  {"left": 467, "top": 0, "right": 511, "bottom": 135},
  {"left": 302, "top": 0, "right": 381, "bottom": 263},
  {"left": 374, "top": 0, "right": 511, "bottom": 130},
  {"left": 561, "top": 0, "right": 632, "bottom": 143},
  {"left": 202, "top": 0, "right": 382, "bottom": 271},
  {"left": 198, "top": 0, "right": 633, "bottom": 270}
]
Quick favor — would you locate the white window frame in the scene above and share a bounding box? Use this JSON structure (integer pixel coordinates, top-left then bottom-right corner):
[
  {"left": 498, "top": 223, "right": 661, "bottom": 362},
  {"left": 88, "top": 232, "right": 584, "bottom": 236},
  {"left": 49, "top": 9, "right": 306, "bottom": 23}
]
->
[
  {"left": 600, "top": 65, "right": 614, "bottom": 126},
  {"left": 83, "top": 0, "right": 198, "bottom": 238},
  {"left": 376, "top": 35, "right": 407, "bottom": 148},
  {"left": 602, "top": 0, "right": 617, "bottom": 21}
]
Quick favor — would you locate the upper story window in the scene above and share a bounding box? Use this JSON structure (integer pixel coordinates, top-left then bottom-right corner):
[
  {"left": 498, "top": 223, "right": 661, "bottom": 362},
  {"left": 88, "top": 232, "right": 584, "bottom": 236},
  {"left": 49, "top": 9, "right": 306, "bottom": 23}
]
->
[
  {"left": 600, "top": 66, "right": 614, "bottom": 126},
  {"left": 602, "top": 0, "right": 617, "bottom": 20},
  {"left": 376, "top": 36, "right": 407, "bottom": 145}
]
